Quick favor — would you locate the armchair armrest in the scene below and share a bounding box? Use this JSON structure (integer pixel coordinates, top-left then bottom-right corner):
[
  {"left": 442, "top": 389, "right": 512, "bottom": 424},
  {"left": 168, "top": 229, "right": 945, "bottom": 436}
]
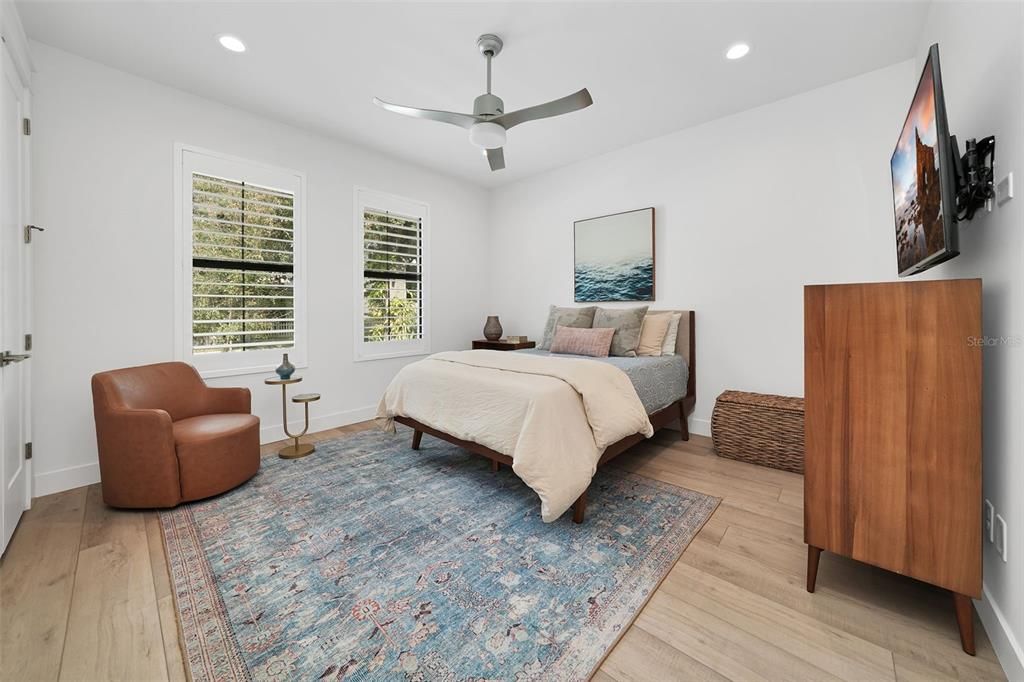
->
[
  {"left": 93, "top": 408, "right": 181, "bottom": 507},
  {"left": 202, "top": 386, "right": 252, "bottom": 415}
]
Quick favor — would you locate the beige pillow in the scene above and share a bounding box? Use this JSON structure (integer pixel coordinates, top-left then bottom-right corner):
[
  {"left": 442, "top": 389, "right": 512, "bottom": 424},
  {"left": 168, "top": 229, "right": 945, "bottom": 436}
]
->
[
  {"left": 636, "top": 313, "right": 673, "bottom": 356},
  {"left": 660, "top": 312, "right": 683, "bottom": 355}
]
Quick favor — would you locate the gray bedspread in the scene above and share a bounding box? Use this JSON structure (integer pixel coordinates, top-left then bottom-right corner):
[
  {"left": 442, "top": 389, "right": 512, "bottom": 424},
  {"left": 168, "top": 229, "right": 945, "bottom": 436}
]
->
[{"left": 515, "top": 349, "right": 687, "bottom": 414}]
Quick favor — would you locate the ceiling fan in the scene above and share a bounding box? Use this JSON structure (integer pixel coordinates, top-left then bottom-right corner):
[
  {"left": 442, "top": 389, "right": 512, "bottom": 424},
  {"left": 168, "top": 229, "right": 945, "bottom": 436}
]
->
[{"left": 373, "top": 34, "right": 593, "bottom": 172}]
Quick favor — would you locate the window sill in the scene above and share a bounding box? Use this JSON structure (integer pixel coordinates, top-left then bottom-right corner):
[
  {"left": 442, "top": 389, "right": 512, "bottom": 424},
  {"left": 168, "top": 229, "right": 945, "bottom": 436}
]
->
[
  {"left": 353, "top": 349, "right": 431, "bottom": 363},
  {"left": 196, "top": 360, "right": 309, "bottom": 380}
]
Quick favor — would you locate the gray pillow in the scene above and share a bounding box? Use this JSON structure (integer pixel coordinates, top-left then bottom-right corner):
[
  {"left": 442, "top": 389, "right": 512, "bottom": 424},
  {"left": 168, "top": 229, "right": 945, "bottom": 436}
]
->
[
  {"left": 593, "top": 306, "right": 650, "bottom": 357},
  {"left": 539, "top": 305, "right": 597, "bottom": 350}
]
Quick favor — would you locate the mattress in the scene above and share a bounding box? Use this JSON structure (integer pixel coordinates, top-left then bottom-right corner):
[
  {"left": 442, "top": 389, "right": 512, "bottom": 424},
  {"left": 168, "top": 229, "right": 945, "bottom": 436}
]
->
[{"left": 516, "top": 349, "right": 687, "bottom": 414}]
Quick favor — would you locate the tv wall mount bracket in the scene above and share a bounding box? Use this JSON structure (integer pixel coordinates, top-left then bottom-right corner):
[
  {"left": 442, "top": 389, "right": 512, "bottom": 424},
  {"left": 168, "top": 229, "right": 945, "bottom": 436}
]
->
[{"left": 951, "top": 134, "right": 996, "bottom": 222}]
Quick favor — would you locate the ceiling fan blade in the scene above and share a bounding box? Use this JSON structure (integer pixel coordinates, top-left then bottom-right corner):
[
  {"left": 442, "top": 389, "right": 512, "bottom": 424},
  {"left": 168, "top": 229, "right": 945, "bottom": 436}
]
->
[
  {"left": 486, "top": 147, "right": 506, "bottom": 171},
  {"left": 373, "top": 97, "right": 479, "bottom": 129},
  {"left": 493, "top": 88, "right": 593, "bottom": 129}
]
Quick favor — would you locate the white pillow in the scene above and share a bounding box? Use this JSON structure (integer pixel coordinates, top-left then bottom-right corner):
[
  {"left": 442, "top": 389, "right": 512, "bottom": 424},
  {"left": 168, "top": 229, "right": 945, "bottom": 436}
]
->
[{"left": 660, "top": 312, "right": 683, "bottom": 355}]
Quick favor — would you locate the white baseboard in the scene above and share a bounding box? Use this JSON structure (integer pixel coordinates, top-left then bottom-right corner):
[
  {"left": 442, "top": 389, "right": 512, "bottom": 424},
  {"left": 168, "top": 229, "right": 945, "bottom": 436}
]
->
[
  {"left": 690, "top": 417, "right": 711, "bottom": 437},
  {"left": 666, "top": 417, "right": 711, "bottom": 438},
  {"left": 977, "top": 584, "right": 1024, "bottom": 681},
  {"left": 260, "top": 404, "right": 377, "bottom": 444},
  {"left": 34, "top": 462, "right": 100, "bottom": 498}
]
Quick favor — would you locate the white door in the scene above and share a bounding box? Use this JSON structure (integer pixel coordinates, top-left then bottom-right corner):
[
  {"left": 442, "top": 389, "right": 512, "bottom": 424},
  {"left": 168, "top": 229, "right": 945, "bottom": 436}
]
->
[{"left": 1, "top": 42, "right": 30, "bottom": 555}]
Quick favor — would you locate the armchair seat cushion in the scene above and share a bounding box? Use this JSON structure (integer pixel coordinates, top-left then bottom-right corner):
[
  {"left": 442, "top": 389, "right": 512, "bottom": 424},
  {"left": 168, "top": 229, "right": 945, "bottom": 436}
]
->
[
  {"left": 173, "top": 413, "right": 259, "bottom": 444},
  {"left": 172, "top": 413, "right": 260, "bottom": 502}
]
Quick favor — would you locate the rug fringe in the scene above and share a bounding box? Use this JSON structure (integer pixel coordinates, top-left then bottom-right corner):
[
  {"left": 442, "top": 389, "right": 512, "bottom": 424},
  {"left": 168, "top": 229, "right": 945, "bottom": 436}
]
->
[{"left": 158, "top": 511, "right": 195, "bottom": 682}]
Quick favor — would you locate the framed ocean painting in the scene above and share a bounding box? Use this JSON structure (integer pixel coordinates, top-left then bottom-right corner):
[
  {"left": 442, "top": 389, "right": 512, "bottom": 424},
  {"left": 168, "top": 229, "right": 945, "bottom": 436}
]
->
[{"left": 574, "top": 207, "right": 655, "bottom": 302}]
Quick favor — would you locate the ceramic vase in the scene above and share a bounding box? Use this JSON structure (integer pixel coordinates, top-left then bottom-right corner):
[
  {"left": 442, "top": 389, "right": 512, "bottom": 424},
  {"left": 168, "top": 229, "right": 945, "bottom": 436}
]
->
[
  {"left": 276, "top": 353, "right": 296, "bottom": 380},
  {"left": 483, "top": 316, "right": 503, "bottom": 341}
]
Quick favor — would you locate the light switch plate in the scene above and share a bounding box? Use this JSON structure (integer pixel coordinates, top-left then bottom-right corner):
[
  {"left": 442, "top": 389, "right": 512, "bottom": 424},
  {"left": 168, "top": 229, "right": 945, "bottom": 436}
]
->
[
  {"left": 997, "top": 172, "right": 1014, "bottom": 205},
  {"left": 984, "top": 499, "right": 995, "bottom": 542},
  {"left": 995, "top": 513, "right": 1008, "bottom": 562}
]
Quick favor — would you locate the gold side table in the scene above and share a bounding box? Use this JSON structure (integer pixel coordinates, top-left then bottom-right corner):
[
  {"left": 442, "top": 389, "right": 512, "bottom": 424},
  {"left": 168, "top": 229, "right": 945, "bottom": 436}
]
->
[{"left": 265, "top": 377, "right": 321, "bottom": 459}]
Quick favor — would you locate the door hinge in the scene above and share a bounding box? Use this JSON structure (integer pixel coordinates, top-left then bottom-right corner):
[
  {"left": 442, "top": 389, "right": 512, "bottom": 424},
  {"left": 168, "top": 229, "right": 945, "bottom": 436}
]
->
[
  {"left": 24, "top": 442, "right": 32, "bottom": 460},
  {"left": 22, "top": 118, "right": 30, "bottom": 136},
  {"left": 24, "top": 333, "right": 32, "bottom": 351}
]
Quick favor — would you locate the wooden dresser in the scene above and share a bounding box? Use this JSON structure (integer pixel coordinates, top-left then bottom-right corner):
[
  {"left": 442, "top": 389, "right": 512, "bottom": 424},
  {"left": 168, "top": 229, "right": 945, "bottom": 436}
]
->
[{"left": 803, "top": 279, "right": 982, "bottom": 655}]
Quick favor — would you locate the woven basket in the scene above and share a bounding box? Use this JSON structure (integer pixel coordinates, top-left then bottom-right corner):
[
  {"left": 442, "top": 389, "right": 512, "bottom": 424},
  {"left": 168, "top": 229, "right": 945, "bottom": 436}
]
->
[{"left": 711, "top": 390, "right": 805, "bottom": 474}]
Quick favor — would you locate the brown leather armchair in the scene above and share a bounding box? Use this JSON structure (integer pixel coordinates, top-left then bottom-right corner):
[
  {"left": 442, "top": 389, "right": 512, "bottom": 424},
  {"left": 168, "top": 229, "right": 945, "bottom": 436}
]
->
[{"left": 91, "top": 362, "right": 260, "bottom": 508}]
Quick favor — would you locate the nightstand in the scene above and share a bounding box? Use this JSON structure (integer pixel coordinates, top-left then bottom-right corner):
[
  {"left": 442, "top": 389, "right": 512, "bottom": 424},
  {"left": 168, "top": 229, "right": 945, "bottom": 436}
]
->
[{"left": 472, "top": 339, "right": 537, "bottom": 351}]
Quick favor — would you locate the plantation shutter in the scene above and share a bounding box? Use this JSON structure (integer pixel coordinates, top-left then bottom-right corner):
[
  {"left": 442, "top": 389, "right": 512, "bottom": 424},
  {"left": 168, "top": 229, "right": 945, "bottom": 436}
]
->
[
  {"left": 191, "top": 173, "right": 296, "bottom": 354},
  {"left": 362, "top": 208, "right": 423, "bottom": 343}
]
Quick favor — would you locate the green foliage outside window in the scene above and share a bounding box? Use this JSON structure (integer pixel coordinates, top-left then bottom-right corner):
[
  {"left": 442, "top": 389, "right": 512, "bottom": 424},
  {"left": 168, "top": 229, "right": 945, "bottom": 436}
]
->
[
  {"left": 363, "top": 210, "right": 422, "bottom": 344},
  {"left": 191, "top": 174, "right": 295, "bottom": 353}
]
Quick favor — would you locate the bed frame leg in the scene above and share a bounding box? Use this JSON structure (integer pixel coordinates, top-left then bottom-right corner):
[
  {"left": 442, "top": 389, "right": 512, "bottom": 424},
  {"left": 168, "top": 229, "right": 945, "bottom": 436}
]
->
[
  {"left": 491, "top": 459, "right": 500, "bottom": 473},
  {"left": 678, "top": 401, "right": 690, "bottom": 441},
  {"left": 411, "top": 430, "right": 423, "bottom": 450},
  {"left": 572, "top": 489, "right": 588, "bottom": 524}
]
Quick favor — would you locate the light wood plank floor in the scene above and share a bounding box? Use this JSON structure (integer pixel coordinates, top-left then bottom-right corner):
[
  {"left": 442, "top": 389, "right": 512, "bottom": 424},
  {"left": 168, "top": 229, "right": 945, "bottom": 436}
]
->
[{"left": 0, "top": 424, "right": 1007, "bottom": 681}]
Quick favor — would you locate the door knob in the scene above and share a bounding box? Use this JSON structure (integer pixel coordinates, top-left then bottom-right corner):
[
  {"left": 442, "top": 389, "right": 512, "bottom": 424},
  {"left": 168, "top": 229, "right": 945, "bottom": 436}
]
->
[{"left": 0, "top": 351, "right": 30, "bottom": 366}]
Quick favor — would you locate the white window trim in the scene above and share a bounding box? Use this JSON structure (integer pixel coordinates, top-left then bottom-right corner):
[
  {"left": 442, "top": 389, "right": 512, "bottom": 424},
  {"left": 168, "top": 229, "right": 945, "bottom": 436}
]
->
[
  {"left": 174, "top": 143, "right": 308, "bottom": 378},
  {"left": 353, "top": 186, "right": 431, "bottom": 362}
]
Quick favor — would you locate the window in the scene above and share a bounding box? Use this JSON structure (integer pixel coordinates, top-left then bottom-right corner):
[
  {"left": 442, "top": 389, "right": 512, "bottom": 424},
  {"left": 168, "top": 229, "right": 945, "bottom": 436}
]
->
[
  {"left": 354, "top": 188, "right": 429, "bottom": 360},
  {"left": 176, "top": 146, "right": 306, "bottom": 376}
]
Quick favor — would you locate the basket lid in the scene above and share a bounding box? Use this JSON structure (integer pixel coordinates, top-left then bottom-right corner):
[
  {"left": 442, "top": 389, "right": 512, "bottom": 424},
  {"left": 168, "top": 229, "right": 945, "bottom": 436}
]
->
[{"left": 716, "top": 390, "right": 804, "bottom": 413}]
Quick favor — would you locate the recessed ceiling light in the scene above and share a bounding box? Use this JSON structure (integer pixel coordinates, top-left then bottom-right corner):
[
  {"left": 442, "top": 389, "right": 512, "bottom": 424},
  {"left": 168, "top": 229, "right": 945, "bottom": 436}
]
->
[
  {"left": 726, "top": 43, "right": 750, "bottom": 60},
  {"left": 218, "top": 35, "right": 246, "bottom": 53}
]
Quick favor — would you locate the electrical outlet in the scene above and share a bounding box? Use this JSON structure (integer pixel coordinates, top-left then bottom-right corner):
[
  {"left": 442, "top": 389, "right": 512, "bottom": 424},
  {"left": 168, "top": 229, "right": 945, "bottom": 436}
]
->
[
  {"left": 996, "top": 172, "right": 1014, "bottom": 205},
  {"left": 994, "top": 513, "right": 1008, "bottom": 562},
  {"left": 984, "top": 499, "right": 995, "bottom": 542}
]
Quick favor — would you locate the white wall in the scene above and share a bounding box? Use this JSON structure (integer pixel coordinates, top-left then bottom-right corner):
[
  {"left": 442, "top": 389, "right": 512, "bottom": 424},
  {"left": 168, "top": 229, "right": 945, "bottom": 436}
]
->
[
  {"left": 915, "top": 2, "right": 1024, "bottom": 677},
  {"left": 29, "top": 42, "right": 490, "bottom": 496},
  {"left": 488, "top": 59, "right": 916, "bottom": 436}
]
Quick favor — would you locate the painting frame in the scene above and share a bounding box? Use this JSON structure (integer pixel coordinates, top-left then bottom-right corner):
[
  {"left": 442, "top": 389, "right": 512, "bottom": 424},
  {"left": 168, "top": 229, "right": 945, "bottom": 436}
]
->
[{"left": 573, "top": 207, "right": 655, "bottom": 303}]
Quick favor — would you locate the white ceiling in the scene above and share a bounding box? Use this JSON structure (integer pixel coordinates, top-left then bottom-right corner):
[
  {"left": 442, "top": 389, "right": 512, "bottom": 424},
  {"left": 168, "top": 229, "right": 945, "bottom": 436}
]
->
[{"left": 17, "top": 1, "right": 929, "bottom": 187}]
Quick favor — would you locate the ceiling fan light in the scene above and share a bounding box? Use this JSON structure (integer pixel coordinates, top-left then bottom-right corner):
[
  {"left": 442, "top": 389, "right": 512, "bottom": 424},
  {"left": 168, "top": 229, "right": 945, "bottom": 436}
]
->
[{"left": 469, "top": 122, "right": 506, "bottom": 149}]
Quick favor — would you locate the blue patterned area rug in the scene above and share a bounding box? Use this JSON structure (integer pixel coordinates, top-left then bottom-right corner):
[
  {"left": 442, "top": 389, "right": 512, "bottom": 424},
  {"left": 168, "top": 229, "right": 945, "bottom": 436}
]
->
[{"left": 161, "top": 428, "right": 719, "bottom": 681}]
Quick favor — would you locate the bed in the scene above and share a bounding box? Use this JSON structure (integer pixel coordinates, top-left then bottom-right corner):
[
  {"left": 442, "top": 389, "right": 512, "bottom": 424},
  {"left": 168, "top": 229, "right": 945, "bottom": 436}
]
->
[{"left": 378, "top": 310, "right": 695, "bottom": 523}]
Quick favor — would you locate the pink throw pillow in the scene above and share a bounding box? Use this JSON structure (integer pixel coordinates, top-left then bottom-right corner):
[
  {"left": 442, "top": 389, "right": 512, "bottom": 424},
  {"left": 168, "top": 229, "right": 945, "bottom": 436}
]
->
[{"left": 549, "top": 325, "right": 615, "bottom": 357}]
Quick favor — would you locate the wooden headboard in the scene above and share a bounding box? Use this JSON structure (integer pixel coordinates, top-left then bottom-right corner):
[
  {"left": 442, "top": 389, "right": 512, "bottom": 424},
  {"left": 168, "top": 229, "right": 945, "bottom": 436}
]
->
[{"left": 649, "top": 309, "right": 696, "bottom": 404}]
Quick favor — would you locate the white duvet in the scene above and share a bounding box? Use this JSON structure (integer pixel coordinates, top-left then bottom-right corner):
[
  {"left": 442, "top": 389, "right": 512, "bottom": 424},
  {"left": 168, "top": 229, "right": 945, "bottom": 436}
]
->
[{"left": 376, "top": 350, "right": 653, "bottom": 521}]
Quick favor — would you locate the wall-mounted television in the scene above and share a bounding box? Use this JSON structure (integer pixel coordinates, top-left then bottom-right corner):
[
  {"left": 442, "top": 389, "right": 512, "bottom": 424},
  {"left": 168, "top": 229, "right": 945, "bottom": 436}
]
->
[{"left": 891, "top": 44, "right": 959, "bottom": 277}]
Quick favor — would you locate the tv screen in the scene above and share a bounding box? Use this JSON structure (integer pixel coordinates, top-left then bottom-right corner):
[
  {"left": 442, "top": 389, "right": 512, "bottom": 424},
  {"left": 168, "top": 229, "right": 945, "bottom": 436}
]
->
[{"left": 891, "top": 44, "right": 959, "bottom": 276}]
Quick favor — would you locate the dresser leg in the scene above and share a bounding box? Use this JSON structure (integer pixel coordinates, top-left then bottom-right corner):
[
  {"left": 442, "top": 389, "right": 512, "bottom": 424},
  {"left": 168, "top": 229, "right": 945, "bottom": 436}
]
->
[
  {"left": 411, "top": 430, "right": 422, "bottom": 450},
  {"left": 953, "top": 592, "right": 976, "bottom": 656},
  {"left": 806, "top": 545, "right": 822, "bottom": 593}
]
